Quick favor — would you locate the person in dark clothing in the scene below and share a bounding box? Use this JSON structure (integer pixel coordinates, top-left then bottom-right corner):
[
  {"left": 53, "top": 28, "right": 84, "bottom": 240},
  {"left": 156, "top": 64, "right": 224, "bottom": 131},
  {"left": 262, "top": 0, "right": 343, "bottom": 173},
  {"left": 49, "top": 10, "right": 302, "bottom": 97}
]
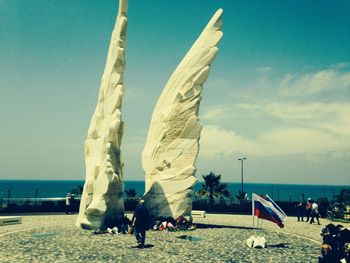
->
[
  {"left": 318, "top": 243, "right": 338, "bottom": 263},
  {"left": 341, "top": 243, "right": 350, "bottom": 263},
  {"left": 295, "top": 202, "right": 304, "bottom": 222},
  {"left": 338, "top": 228, "right": 350, "bottom": 259},
  {"left": 131, "top": 199, "right": 149, "bottom": 248},
  {"left": 321, "top": 224, "right": 341, "bottom": 260}
]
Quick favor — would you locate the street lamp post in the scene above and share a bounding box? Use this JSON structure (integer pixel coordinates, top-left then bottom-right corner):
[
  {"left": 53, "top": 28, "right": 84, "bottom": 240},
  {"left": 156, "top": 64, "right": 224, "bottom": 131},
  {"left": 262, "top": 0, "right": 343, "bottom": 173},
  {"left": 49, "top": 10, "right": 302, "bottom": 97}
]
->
[{"left": 238, "top": 157, "right": 247, "bottom": 199}]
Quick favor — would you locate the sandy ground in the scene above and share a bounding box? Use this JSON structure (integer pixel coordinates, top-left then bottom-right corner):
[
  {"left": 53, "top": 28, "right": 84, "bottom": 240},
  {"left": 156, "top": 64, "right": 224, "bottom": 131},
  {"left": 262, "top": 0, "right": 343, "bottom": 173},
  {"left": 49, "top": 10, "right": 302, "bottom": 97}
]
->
[{"left": 0, "top": 213, "right": 348, "bottom": 262}]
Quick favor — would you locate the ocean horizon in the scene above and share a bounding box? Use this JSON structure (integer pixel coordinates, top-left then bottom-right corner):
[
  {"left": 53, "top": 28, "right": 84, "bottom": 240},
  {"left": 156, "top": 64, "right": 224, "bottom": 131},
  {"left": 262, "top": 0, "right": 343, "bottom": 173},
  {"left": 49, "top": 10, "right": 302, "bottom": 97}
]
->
[{"left": 0, "top": 179, "right": 348, "bottom": 202}]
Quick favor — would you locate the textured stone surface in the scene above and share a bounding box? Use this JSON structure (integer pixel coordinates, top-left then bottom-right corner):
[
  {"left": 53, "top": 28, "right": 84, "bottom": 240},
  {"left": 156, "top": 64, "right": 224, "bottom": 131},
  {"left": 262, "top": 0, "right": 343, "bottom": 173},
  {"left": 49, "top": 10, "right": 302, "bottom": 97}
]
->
[
  {"left": 76, "top": 0, "right": 128, "bottom": 230},
  {"left": 141, "top": 9, "right": 223, "bottom": 219},
  {"left": 0, "top": 214, "right": 326, "bottom": 262}
]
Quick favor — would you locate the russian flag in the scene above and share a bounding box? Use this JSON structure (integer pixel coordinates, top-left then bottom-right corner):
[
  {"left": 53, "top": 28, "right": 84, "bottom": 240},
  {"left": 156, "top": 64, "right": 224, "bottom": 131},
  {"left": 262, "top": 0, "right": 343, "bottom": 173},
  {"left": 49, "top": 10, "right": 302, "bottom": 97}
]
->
[
  {"left": 252, "top": 193, "right": 286, "bottom": 228},
  {"left": 265, "top": 194, "right": 287, "bottom": 222}
]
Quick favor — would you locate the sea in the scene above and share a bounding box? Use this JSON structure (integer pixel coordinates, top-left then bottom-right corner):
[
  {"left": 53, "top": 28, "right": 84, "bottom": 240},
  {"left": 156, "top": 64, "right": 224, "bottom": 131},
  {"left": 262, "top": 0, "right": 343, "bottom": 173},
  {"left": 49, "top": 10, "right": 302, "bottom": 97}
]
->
[{"left": 0, "top": 180, "right": 348, "bottom": 202}]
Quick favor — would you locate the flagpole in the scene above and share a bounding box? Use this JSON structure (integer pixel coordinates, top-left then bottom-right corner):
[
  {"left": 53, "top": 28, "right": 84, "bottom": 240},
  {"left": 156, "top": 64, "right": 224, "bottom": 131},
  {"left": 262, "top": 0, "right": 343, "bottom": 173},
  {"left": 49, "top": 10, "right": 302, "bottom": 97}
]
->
[
  {"left": 251, "top": 193, "right": 254, "bottom": 229},
  {"left": 252, "top": 193, "right": 286, "bottom": 229}
]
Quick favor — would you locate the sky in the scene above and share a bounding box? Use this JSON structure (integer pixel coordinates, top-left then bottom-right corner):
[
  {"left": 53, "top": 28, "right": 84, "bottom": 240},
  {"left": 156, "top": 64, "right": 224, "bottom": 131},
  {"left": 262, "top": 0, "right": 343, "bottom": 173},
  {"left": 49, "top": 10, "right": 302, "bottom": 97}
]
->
[{"left": 0, "top": 0, "right": 349, "bottom": 184}]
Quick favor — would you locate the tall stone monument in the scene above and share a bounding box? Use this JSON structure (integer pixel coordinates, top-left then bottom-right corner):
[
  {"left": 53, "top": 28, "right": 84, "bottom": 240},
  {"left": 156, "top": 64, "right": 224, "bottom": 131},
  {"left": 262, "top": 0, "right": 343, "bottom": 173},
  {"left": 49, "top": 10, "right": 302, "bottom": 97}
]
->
[
  {"left": 76, "top": 0, "right": 128, "bottom": 229},
  {"left": 141, "top": 9, "right": 223, "bottom": 219}
]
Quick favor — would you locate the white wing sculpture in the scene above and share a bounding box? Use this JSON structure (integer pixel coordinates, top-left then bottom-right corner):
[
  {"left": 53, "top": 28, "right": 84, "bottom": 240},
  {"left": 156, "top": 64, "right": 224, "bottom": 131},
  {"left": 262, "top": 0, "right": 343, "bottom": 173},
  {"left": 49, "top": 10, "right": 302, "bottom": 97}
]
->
[
  {"left": 141, "top": 9, "right": 223, "bottom": 219},
  {"left": 76, "top": 0, "right": 128, "bottom": 229}
]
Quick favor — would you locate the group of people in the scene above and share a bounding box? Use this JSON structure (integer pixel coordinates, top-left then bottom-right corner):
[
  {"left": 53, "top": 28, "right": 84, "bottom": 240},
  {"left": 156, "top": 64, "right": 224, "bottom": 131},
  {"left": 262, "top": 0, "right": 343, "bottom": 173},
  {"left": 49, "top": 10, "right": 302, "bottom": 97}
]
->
[
  {"left": 151, "top": 215, "right": 195, "bottom": 231},
  {"left": 318, "top": 223, "right": 350, "bottom": 262},
  {"left": 101, "top": 199, "right": 198, "bottom": 248},
  {"left": 295, "top": 198, "right": 321, "bottom": 225}
]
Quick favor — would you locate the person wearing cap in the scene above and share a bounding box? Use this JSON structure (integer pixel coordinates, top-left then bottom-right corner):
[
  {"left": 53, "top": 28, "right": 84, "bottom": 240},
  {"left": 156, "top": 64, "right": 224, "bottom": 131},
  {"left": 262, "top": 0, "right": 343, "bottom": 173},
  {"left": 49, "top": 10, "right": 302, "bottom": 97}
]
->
[{"left": 131, "top": 199, "right": 149, "bottom": 248}]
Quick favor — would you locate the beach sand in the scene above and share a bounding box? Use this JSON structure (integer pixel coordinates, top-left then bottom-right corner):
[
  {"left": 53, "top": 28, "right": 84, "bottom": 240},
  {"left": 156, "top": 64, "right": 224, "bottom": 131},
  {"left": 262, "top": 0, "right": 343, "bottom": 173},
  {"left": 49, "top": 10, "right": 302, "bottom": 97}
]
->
[{"left": 0, "top": 213, "right": 347, "bottom": 262}]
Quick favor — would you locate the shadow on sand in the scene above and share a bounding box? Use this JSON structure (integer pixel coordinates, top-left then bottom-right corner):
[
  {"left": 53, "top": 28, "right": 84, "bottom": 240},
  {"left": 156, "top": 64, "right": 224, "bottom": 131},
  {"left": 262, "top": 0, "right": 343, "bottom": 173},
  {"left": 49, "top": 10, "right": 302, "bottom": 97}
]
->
[
  {"left": 196, "top": 223, "right": 257, "bottom": 230},
  {"left": 266, "top": 243, "right": 290, "bottom": 248},
  {"left": 130, "top": 244, "right": 155, "bottom": 249}
]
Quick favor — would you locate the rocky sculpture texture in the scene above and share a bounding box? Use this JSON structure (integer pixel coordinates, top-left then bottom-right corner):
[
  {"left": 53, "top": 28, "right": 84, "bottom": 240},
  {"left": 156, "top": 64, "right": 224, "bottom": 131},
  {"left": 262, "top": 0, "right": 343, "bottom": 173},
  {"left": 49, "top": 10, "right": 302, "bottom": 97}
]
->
[
  {"left": 76, "top": 0, "right": 128, "bottom": 229},
  {"left": 141, "top": 9, "right": 223, "bottom": 219}
]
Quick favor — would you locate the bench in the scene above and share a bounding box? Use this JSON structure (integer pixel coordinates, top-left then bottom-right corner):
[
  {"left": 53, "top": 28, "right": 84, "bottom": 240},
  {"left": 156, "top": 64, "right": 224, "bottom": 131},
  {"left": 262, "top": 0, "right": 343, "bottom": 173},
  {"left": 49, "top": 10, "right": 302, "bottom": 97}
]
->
[
  {"left": 191, "top": 210, "right": 206, "bottom": 218},
  {"left": 344, "top": 212, "right": 350, "bottom": 220},
  {"left": 0, "top": 216, "right": 22, "bottom": 226}
]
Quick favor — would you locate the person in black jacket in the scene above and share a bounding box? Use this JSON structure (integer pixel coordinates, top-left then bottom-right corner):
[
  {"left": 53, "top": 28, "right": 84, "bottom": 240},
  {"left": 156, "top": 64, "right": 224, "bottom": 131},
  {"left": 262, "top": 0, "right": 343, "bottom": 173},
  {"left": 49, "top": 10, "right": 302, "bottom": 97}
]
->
[
  {"left": 318, "top": 243, "right": 338, "bottom": 263},
  {"left": 131, "top": 199, "right": 149, "bottom": 248},
  {"left": 295, "top": 201, "right": 304, "bottom": 222}
]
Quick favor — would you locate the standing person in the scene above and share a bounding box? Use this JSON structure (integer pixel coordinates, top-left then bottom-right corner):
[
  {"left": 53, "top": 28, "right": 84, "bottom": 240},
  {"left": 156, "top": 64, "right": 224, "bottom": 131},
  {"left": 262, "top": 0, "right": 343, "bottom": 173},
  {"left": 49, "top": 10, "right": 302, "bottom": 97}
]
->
[
  {"left": 310, "top": 200, "right": 321, "bottom": 225},
  {"left": 65, "top": 193, "right": 72, "bottom": 214},
  {"left": 340, "top": 243, "right": 350, "bottom": 263},
  {"left": 295, "top": 201, "right": 304, "bottom": 222},
  {"left": 131, "top": 199, "right": 149, "bottom": 248},
  {"left": 306, "top": 198, "right": 312, "bottom": 222},
  {"left": 70, "top": 193, "right": 75, "bottom": 214}
]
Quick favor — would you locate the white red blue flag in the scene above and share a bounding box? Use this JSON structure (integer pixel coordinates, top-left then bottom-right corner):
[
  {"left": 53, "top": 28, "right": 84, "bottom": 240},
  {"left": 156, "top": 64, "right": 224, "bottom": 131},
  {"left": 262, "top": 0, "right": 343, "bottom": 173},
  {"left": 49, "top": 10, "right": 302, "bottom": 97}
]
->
[
  {"left": 252, "top": 193, "right": 287, "bottom": 228},
  {"left": 265, "top": 194, "right": 287, "bottom": 221}
]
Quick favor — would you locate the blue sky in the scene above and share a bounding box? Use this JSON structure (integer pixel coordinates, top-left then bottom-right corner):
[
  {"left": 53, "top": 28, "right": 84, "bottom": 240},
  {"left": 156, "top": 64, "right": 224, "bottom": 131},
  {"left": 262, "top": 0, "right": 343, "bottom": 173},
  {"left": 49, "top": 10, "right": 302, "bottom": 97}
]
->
[{"left": 1, "top": 0, "right": 349, "bottom": 184}]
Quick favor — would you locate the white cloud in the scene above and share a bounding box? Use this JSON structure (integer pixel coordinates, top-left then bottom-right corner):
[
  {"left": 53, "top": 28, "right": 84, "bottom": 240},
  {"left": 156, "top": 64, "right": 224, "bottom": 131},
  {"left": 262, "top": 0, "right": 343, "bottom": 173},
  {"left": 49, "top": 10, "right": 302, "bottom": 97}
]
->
[
  {"left": 200, "top": 125, "right": 258, "bottom": 157},
  {"left": 279, "top": 65, "right": 350, "bottom": 96},
  {"left": 201, "top": 105, "right": 229, "bottom": 120},
  {"left": 201, "top": 122, "right": 350, "bottom": 159},
  {"left": 200, "top": 64, "right": 350, "bottom": 160},
  {"left": 262, "top": 102, "right": 350, "bottom": 136},
  {"left": 123, "top": 64, "right": 350, "bottom": 181},
  {"left": 255, "top": 67, "right": 272, "bottom": 73},
  {"left": 258, "top": 127, "right": 341, "bottom": 155}
]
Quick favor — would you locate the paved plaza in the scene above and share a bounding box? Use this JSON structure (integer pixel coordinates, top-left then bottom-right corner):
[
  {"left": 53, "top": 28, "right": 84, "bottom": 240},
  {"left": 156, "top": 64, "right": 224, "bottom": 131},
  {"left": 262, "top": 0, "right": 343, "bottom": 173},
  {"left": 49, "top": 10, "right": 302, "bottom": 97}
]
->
[{"left": 0, "top": 213, "right": 346, "bottom": 262}]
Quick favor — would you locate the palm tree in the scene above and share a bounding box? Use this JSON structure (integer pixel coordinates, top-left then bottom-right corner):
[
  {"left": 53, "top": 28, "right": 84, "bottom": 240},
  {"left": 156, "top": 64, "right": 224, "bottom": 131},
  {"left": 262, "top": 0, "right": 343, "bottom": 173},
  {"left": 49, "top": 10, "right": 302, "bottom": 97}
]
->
[
  {"left": 197, "top": 172, "right": 230, "bottom": 207},
  {"left": 125, "top": 188, "right": 138, "bottom": 200},
  {"left": 334, "top": 189, "right": 350, "bottom": 203}
]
